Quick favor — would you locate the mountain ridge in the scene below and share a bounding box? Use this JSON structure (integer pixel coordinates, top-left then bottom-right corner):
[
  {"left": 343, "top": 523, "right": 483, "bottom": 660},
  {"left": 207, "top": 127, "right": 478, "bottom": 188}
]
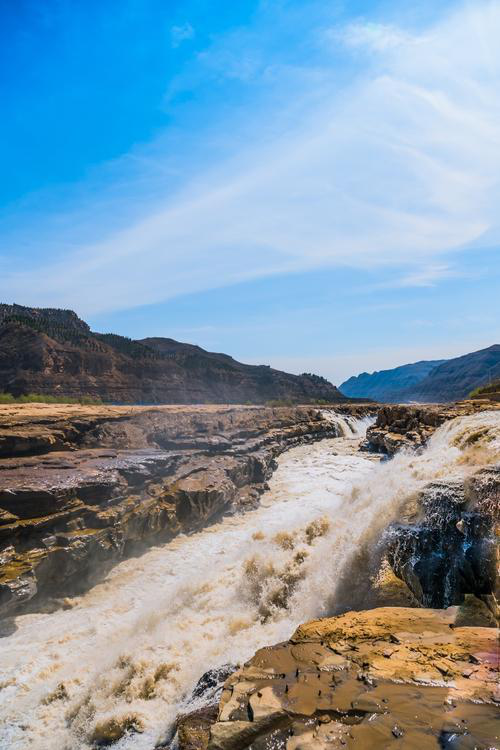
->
[
  {"left": 0, "top": 303, "right": 349, "bottom": 405},
  {"left": 407, "top": 344, "right": 500, "bottom": 402},
  {"left": 340, "top": 345, "right": 500, "bottom": 403},
  {"left": 340, "top": 359, "right": 446, "bottom": 402}
]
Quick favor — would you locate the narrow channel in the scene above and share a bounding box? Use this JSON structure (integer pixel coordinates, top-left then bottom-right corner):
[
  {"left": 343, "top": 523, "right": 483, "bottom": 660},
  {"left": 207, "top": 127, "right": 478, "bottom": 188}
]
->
[{"left": 1, "top": 411, "right": 498, "bottom": 750}]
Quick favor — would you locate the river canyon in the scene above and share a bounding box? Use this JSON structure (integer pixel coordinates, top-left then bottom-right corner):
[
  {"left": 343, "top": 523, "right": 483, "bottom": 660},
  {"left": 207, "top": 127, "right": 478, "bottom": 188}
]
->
[{"left": 0, "top": 406, "right": 498, "bottom": 749}]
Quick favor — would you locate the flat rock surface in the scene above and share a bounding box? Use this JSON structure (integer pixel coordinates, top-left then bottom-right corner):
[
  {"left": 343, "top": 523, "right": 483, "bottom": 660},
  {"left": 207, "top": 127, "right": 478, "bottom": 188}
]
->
[{"left": 206, "top": 607, "right": 499, "bottom": 750}]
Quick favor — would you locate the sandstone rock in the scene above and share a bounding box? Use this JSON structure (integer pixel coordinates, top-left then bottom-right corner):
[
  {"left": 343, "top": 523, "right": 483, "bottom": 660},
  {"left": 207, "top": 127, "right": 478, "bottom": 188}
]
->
[{"left": 205, "top": 607, "right": 499, "bottom": 750}]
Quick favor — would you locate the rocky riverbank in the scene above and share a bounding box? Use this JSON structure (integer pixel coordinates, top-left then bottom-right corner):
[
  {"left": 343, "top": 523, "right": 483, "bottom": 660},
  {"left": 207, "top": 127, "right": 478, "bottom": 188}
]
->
[
  {"left": 365, "top": 401, "right": 500, "bottom": 454},
  {"left": 385, "top": 465, "right": 499, "bottom": 613},
  {"left": 0, "top": 403, "right": 371, "bottom": 617},
  {"left": 171, "top": 405, "right": 500, "bottom": 750},
  {"left": 187, "top": 607, "right": 498, "bottom": 750},
  {"left": 0, "top": 402, "right": 498, "bottom": 750}
]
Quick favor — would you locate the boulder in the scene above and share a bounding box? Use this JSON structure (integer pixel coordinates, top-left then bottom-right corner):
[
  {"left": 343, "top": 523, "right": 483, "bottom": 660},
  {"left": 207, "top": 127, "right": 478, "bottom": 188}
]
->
[{"left": 386, "top": 470, "right": 499, "bottom": 611}]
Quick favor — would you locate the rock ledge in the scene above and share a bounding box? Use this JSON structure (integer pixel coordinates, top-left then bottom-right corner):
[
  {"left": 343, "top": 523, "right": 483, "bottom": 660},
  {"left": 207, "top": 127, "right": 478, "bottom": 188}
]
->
[{"left": 202, "top": 607, "right": 499, "bottom": 750}]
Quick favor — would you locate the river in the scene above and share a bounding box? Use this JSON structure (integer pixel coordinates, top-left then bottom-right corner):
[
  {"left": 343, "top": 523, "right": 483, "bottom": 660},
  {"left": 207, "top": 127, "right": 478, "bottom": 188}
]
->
[{"left": 0, "top": 411, "right": 498, "bottom": 749}]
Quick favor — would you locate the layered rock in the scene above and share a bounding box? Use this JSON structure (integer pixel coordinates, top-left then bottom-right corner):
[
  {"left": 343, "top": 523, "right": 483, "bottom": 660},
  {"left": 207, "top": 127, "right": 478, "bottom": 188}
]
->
[
  {"left": 365, "top": 402, "right": 500, "bottom": 455},
  {"left": 170, "top": 405, "right": 500, "bottom": 750},
  {"left": 181, "top": 607, "right": 499, "bottom": 750},
  {"left": 0, "top": 404, "right": 366, "bottom": 617},
  {"left": 0, "top": 304, "right": 350, "bottom": 404}
]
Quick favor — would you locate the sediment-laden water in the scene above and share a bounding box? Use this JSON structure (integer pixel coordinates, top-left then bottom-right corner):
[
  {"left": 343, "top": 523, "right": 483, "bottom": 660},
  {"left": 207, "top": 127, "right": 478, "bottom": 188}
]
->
[{"left": 0, "top": 411, "right": 498, "bottom": 749}]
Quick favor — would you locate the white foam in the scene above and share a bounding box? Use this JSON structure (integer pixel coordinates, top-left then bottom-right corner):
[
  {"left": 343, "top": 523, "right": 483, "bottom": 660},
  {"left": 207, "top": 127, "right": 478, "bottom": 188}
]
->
[{"left": 0, "top": 410, "right": 497, "bottom": 749}]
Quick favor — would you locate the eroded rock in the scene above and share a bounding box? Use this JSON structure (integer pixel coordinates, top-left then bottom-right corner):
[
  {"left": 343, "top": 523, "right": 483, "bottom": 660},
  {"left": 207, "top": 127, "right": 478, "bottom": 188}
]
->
[
  {"left": 202, "top": 607, "right": 499, "bottom": 750},
  {"left": 365, "top": 403, "right": 500, "bottom": 455},
  {"left": 386, "top": 468, "right": 499, "bottom": 611},
  {"left": 0, "top": 404, "right": 363, "bottom": 617}
]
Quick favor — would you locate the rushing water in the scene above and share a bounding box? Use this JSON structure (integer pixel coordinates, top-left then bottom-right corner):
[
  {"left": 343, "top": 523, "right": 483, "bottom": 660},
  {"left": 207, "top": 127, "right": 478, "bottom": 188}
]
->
[{"left": 0, "top": 411, "right": 498, "bottom": 749}]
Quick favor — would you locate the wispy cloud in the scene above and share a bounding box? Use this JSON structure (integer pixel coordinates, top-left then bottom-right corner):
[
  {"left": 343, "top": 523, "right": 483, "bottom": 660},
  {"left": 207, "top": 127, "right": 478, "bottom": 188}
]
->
[
  {"left": 335, "top": 22, "right": 417, "bottom": 52},
  {"left": 170, "top": 22, "right": 194, "bottom": 48},
  {"left": 396, "top": 264, "right": 456, "bottom": 288},
  {"left": 2, "top": 2, "right": 500, "bottom": 315}
]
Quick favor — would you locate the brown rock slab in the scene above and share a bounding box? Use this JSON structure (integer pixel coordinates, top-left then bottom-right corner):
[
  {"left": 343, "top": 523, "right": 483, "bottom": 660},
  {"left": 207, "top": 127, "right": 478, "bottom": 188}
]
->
[{"left": 205, "top": 607, "right": 500, "bottom": 750}]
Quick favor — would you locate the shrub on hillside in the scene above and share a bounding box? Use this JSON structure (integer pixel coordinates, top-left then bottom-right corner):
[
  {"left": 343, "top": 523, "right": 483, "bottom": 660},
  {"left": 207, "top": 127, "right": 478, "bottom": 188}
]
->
[
  {"left": 0, "top": 392, "right": 103, "bottom": 405},
  {"left": 469, "top": 380, "right": 500, "bottom": 398}
]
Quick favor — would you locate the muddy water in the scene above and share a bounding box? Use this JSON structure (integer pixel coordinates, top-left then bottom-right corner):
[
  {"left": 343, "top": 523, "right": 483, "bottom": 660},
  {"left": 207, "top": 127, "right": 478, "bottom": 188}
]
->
[{"left": 0, "top": 411, "right": 498, "bottom": 749}]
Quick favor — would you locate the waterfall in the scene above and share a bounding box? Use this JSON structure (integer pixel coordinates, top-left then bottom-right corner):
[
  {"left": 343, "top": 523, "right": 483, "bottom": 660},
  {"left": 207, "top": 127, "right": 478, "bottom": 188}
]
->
[{"left": 0, "top": 411, "right": 498, "bottom": 749}]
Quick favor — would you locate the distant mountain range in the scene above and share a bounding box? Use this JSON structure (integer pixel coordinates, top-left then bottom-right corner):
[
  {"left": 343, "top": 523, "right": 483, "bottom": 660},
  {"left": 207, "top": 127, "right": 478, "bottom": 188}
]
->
[
  {"left": 340, "top": 345, "right": 500, "bottom": 403},
  {"left": 0, "top": 303, "right": 347, "bottom": 405},
  {"left": 339, "top": 360, "right": 447, "bottom": 402}
]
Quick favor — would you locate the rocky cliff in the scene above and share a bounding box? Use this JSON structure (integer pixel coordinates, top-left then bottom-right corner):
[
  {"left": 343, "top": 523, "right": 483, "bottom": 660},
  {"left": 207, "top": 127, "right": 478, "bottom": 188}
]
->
[
  {"left": 0, "top": 403, "right": 369, "bottom": 618},
  {"left": 385, "top": 466, "right": 499, "bottom": 612},
  {"left": 0, "top": 303, "right": 347, "bottom": 404},
  {"left": 170, "top": 402, "right": 500, "bottom": 750}
]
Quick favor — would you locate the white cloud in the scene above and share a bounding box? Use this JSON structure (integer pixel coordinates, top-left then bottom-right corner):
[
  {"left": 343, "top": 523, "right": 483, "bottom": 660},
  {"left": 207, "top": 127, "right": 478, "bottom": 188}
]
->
[
  {"left": 337, "top": 22, "right": 416, "bottom": 52},
  {"left": 3, "top": 2, "right": 500, "bottom": 315},
  {"left": 171, "top": 22, "right": 194, "bottom": 48},
  {"left": 396, "top": 264, "right": 454, "bottom": 288}
]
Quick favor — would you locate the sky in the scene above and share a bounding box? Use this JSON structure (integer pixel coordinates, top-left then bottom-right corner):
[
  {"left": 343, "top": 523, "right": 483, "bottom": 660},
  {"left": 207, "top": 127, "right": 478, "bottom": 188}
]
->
[{"left": 1, "top": 0, "right": 499, "bottom": 384}]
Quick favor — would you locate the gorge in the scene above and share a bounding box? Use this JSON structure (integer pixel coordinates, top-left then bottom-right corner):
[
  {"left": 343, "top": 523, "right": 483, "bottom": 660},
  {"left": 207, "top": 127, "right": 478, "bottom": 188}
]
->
[
  {"left": 0, "top": 401, "right": 498, "bottom": 749},
  {"left": 4, "top": 4, "right": 500, "bottom": 750}
]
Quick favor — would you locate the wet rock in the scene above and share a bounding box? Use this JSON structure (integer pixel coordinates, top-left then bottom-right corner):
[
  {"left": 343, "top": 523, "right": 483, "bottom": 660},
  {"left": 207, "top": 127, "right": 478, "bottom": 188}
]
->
[
  {"left": 177, "top": 705, "right": 219, "bottom": 750},
  {"left": 168, "top": 666, "right": 237, "bottom": 750},
  {"left": 0, "top": 405, "right": 353, "bottom": 617},
  {"left": 365, "top": 403, "right": 499, "bottom": 455},
  {"left": 205, "top": 607, "right": 499, "bottom": 750},
  {"left": 190, "top": 665, "right": 237, "bottom": 704},
  {"left": 386, "top": 472, "right": 499, "bottom": 610}
]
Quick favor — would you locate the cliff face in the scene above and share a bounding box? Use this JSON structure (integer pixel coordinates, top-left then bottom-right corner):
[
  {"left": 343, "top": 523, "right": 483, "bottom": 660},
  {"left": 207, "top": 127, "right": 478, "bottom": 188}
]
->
[
  {"left": 364, "top": 402, "right": 500, "bottom": 455},
  {"left": 0, "top": 403, "right": 367, "bottom": 617},
  {"left": 385, "top": 467, "right": 499, "bottom": 612},
  {"left": 0, "top": 304, "right": 346, "bottom": 404}
]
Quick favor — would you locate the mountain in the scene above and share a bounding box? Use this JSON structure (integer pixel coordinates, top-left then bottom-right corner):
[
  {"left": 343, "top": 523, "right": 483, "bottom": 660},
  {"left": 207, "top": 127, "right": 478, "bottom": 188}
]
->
[
  {"left": 0, "top": 303, "right": 347, "bottom": 404},
  {"left": 339, "top": 360, "right": 446, "bottom": 402},
  {"left": 407, "top": 345, "right": 500, "bottom": 403},
  {"left": 340, "top": 345, "right": 500, "bottom": 403}
]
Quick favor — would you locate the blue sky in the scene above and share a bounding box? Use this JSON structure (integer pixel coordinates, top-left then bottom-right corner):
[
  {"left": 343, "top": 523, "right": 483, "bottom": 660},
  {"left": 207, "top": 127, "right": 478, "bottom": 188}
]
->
[{"left": 1, "top": 0, "right": 499, "bottom": 383}]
